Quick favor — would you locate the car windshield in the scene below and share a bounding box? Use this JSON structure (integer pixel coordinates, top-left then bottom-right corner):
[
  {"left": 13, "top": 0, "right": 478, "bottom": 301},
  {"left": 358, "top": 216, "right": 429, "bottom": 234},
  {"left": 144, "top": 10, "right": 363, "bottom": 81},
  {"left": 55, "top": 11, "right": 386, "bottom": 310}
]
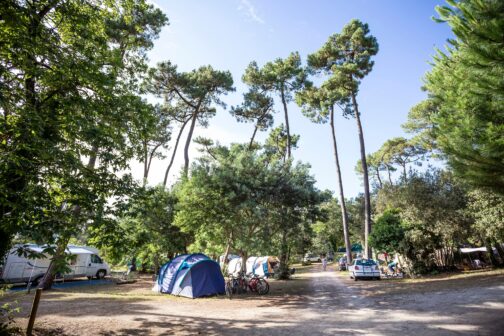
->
[{"left": 356, "top": 259, "right": 376, "bottom": 266}]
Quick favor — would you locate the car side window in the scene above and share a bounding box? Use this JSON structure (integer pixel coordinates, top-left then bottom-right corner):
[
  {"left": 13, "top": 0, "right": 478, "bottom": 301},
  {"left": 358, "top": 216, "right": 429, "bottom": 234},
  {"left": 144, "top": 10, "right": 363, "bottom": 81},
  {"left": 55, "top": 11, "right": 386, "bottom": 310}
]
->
[{"left": 91, "top": 254, "right": 103, "bottom": 264}]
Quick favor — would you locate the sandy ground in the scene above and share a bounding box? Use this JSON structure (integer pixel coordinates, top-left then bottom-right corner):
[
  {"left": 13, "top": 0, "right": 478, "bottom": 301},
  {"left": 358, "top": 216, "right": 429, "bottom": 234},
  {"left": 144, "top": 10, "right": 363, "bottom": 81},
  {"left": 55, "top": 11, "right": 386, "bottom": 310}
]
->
[{"left": 3, "top": 265, "right": 504, "bottom": 335}]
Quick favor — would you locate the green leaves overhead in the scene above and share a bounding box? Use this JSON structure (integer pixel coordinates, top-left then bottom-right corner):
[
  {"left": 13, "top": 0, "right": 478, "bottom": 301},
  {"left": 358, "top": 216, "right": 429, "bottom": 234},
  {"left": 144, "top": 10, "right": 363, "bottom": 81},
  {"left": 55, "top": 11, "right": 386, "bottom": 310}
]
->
[
  {"left": 149, "top": 62, "right": 234, "bottom": 113},
  {"left": 230, "top": 88, "right": 275, "bottom": 147},
  {"left": 0, "top": 0, "right": 167, "bottom": 260},
  {"left": 147, "top": 61, "right": 234, "bottom": 175},
  {"left": 243, "top": 52, "right": 308, "bottom": 102},
  {"left": 307, "top": 19, "right": 378, "bottom": 100},
  {"left": 243, "top": 52, "right": 309, "bottom": 159},
  {"left": 175, "top": 144, "right": 326, "bottom": 263},
  {"left": 409, "top": 0, "right": 504, "bottom": 194}
]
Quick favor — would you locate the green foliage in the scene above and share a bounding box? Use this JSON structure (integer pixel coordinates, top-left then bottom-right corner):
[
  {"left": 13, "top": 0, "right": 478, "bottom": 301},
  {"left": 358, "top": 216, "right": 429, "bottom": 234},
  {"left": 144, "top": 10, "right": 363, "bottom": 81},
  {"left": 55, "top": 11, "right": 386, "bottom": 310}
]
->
[
  {"left": 408, "top": 0, "right": 504, "bottom": 193},
  {"left": 174, "top": 143, "right": 327, "bottom": 275},
  {"left": 243, "top": 52, "right": 307, "bottom": 101},
  {"left": 306, "top": 19, "right": 378, "bottom": 104},
  {"left": 0, "top": 0, "right": 167, "bottom": 285},
  {"left": 311, "top": 199, "right": 344, "bottom": 254},
  {"left": 89, "top": 186, "right": 187, "bottom": 270},
  {"left": 306, "top": 19, "right": 379, "bottom": 257},
  {"left": 369, "top": 209, "right": 405, "bottom": 254},
  {"left": 230, "top": 88, "right": 275, "bottom": 147},
  {"left": 357, "top": 137, "right": 426, "bottom": 187},
  {"left": 375, "top": 168, "right": 472, "bottom": 273},
  {"left": 467, "top": 188, "right": 504, "bottom": 243},
  {"left": 147, "top": 61, "right": 234, "bottom": 175},
  {"left": 263, "top": 125, "right": 300, "bottom": 163},
  {"left": 243, "top": 52, "right": 309, "bottom": 158}
]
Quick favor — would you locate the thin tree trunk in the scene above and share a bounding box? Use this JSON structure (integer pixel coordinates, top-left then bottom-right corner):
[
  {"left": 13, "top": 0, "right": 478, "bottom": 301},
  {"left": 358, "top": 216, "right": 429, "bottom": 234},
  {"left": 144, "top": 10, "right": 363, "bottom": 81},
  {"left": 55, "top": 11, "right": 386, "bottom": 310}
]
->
[
  {"left": 375, "top": 166, "right": 383, "bottom": 189},
  {"left": 351, "top": 92, "right": 372, "bottom": 259},
  {"left": 278, "top": 227, "right": 290, "bottom": 279},
  {"left": 330, "top": 106, "right": 352, "bottom": 264},
  {"left": 387, "top": 166, "right": 393, "bottom": 184},
  {"left": 183, "top": 112, "right": 198, "bottom": 177},
  {"left": 240, "top": 250, "right": 248, "bottom": 274},
  {"left": 280, "top": 89, "right": 291, "bottom": 159},
  {"left": 249, "top": 125, "right": 259, "bottom": 150},
  {"left": 163, "top": 118, "right": 190, "bottom": 186},
  {"left": 144, "top": 143, "right": 162, "bottom": 183},
  {"left": 221, "top": 232, "right": 233, "bottom": 273},
  {"left": 142, "top": 141, "right": 148, "bottom": 183},
  {"left": 38, "top": 236, "right": 71, "bottom": 290},
  {"left": 485, "top": 240, "right": 498, "bottom": 267},
  {"left": 494, "top": 242, "right": 504, "bottom": 265}
]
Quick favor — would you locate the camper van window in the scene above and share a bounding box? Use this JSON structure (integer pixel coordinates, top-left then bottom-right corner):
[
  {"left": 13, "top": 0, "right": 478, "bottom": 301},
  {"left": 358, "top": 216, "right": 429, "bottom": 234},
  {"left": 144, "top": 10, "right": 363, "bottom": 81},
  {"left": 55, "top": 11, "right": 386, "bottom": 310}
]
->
[{"left": 91, "top": 254, "right": 103, "bottom": 264}]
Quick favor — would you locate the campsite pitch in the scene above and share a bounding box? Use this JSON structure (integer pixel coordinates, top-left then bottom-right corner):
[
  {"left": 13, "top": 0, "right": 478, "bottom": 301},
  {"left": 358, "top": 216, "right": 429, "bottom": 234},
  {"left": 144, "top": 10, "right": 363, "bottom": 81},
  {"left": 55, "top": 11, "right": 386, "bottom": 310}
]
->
[{"left": 2, "top": 265, "right": 504, "bottom": 335}]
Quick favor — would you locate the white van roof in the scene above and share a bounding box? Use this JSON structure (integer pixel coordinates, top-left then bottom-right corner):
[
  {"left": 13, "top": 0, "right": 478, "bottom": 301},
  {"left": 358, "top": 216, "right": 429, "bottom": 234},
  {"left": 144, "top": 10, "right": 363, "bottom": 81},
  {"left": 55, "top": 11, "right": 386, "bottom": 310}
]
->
[{"left": 16, "top": 244, "right": 96, "bottom": 255}]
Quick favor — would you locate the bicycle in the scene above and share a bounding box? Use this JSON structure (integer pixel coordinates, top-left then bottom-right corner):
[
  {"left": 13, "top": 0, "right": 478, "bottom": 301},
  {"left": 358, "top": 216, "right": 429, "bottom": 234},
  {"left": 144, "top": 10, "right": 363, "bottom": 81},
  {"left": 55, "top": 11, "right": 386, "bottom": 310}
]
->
[
  {"left": 380, "top": 266, "right": 404, "bottom": 279},
  {"left": 225, "top": 272, "right": 247, "bottom": 299},
  {"left": 246, "top": 273, "right": 269, "bottom": 295}
]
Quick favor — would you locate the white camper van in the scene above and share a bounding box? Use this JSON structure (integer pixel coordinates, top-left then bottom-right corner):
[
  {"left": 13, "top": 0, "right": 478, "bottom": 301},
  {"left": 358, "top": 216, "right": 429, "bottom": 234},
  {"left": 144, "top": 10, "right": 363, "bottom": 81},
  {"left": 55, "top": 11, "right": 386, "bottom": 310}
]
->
[{"left": 0, "top": 244, "right": 111, "bottom": 285}]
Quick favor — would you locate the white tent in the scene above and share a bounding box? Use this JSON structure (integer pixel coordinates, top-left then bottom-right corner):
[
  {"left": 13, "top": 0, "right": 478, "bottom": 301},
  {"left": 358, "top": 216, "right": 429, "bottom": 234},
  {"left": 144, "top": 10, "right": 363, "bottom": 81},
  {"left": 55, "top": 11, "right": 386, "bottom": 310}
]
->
[
  {"left": 226, "top": 256, "right": 279, "bottom": 277},
  {"left": 460, "top": 247, "right": 495, "bottom": 253}
]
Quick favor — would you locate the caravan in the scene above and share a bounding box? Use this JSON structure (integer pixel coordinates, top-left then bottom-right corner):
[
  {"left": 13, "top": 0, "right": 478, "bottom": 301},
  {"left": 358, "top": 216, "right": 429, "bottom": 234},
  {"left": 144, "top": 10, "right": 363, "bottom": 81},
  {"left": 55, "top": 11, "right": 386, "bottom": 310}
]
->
[
  {"left": 227, "top": 256, "right": 279, "bottom": 277},
  {"left": 0, "top": 244, "right": 110, "bottom": 285}
]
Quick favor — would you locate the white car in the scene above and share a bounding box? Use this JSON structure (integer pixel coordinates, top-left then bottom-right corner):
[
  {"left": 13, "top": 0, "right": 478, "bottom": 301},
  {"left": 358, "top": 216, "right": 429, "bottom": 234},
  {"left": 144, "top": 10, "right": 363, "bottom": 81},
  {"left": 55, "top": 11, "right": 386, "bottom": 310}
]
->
[
  {"left": 303, "top": 253, "right": 321, "bottom": 262},
  {"left": 348, "top": 258, "right": 380, "bottom": 281}
]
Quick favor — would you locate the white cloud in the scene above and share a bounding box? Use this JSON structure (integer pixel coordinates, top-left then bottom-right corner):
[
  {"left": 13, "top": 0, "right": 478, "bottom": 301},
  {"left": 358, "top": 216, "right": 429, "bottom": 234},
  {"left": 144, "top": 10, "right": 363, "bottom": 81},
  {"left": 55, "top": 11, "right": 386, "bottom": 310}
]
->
[{"left": 238, "top": 0, "right": 265, "bottom": 25}]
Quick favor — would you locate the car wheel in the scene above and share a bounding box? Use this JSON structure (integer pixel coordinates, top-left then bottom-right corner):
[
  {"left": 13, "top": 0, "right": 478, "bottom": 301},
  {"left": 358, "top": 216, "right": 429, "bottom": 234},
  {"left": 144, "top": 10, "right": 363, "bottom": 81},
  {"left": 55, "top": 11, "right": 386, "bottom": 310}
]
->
[
  {"left": 96, "top": 270, "right": 106, "bottom": 279},
  {"left": 31, "top": 275, "right": 44, "bottom": 287},
  {"left": 353, "top": 273, "right": 358, "bottom": 281}
]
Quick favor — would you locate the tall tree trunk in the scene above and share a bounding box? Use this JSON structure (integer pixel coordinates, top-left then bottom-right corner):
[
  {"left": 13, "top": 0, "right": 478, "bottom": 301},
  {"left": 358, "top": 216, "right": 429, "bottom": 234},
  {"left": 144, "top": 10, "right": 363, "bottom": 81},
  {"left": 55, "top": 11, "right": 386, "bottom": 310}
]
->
[
  {"left": 387, "top": 166, "right": 393, "bottom": 184},
  {"left": 144, "top": 143, "right": 162, "bottom": 184},
  {"left": 183, "top": 112, "right": 198, "bottom": 177},
  {"left": 249, "top": 125, "right": 259, "bottom": 150},
  {"left": 375, "top": 166, "right": 383, "bottom": 189},
  {"left": 142, "top": 140, "right": 148, "bottom": 184},
  {"left": 163, "top": 119, "right": 190, "bottom": 186},
  {"left": 483, "top": 239, "right": 498, "bottom": 267},
  {"left": 493, "top": 242, "right": 504, "bottom": 266},
  {"left": 278, "top": 218, "right": 290, "bottom": 280},
  {"left": 351, "top": 92, "right": 372, "bottom": 259},
  {"left": 240, "top": 250, "right": 248, "bottom": 274},
  {"left": 280, "top": 89, "right": 291, "bottom": 159},
  {"left": 221, "top": 232, "right": 233, "bottom": 273},
  {"left": 330, "top": 106, "right": 352, "bottom": 264},
  {"left": 38, "top": 236, "right": 71, "bottom": 290}
]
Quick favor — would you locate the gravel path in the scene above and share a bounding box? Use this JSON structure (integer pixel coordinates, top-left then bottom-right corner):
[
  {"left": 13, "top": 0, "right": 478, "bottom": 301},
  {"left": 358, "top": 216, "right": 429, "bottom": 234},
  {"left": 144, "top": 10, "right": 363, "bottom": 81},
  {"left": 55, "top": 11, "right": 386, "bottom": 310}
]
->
[{"left": 6, "top": 265, "right": 504, "bottom": 335}]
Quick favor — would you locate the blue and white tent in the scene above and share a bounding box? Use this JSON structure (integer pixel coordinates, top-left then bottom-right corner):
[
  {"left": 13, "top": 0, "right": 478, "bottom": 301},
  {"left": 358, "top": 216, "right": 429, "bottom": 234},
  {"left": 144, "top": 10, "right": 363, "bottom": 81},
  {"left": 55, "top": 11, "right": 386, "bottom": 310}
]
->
[{"left": 154, "top": 253, "right": 225, "bottom": 298}]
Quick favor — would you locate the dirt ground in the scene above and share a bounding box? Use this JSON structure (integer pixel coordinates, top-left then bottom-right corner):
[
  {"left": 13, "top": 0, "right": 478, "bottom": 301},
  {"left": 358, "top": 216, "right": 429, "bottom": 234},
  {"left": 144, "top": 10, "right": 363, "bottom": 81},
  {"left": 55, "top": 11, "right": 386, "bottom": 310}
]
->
[{"left": 3, "top": 264, "right": 504, "bottom": 335}]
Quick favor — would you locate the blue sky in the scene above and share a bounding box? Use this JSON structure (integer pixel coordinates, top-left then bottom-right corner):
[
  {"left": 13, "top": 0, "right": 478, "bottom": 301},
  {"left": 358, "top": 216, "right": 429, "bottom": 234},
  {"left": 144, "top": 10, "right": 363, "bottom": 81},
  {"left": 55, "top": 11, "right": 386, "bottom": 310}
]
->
[{"left": 138, "top": 0, "right": 453, "bottom": 197}]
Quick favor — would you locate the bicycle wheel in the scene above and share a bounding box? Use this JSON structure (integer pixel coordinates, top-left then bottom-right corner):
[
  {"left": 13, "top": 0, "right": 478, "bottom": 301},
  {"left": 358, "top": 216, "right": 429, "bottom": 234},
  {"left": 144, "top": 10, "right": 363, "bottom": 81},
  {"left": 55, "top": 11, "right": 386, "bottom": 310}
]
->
[
  {"left": 256, "top": 279, "right": 269, "bottom": 295},
  {"left": 239, "top": 278, "right": 248, "bottom": 294},
  {"left": 248, "top": 278, "right": 258, "bottom": 293}
]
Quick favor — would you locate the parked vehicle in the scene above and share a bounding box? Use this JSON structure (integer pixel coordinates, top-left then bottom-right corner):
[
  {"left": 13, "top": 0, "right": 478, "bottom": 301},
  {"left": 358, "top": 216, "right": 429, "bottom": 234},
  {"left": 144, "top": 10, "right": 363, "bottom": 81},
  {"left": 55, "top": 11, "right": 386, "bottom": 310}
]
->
[
  {"left": 337, "top": 256, "right": 347, "bottom": 271},
  {"left": 0, "top": 244, "right": 110, "bottom": 285},
  {"left": 303, "top": 253, "right": 321, "bottom": 263},
  {"left": 348, "top": 258, "right": 380, "bottom": 280}
]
